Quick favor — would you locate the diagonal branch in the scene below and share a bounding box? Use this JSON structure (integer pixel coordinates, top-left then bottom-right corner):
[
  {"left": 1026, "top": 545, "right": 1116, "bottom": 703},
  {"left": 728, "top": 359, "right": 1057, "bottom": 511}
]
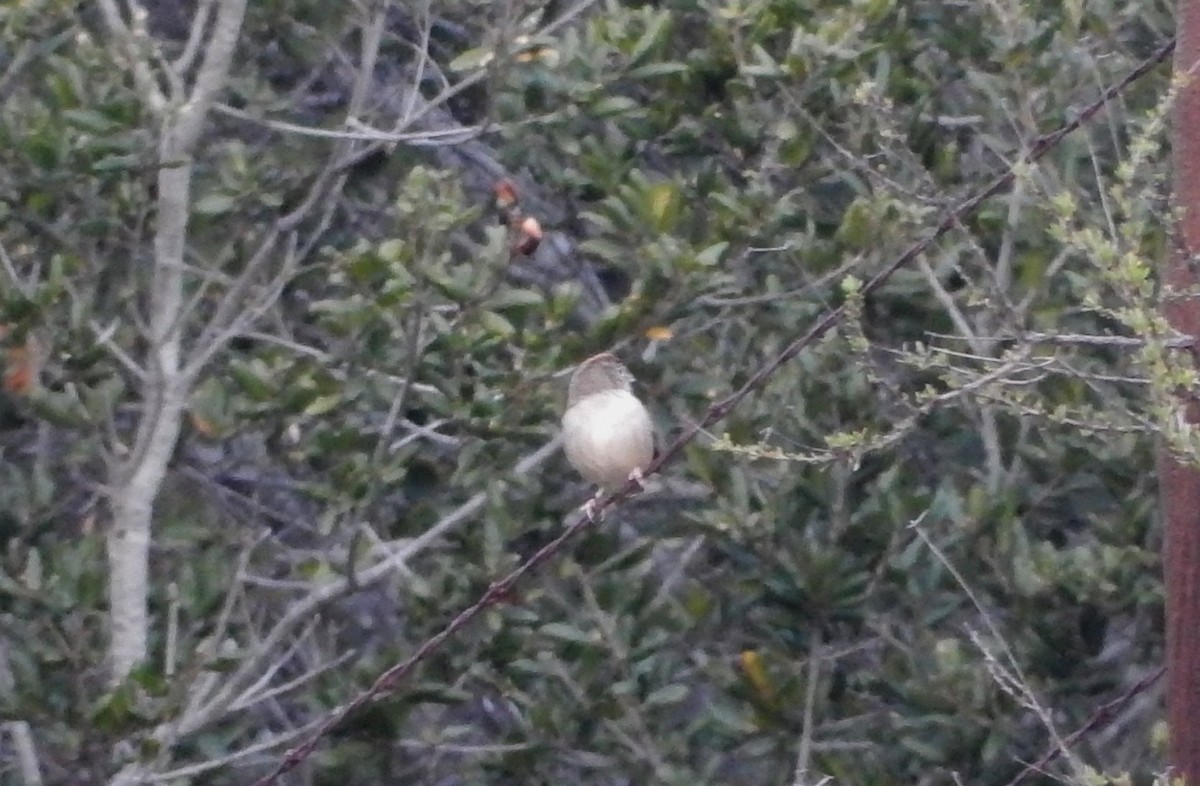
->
[
  {"left": 1002, "top": 666, "right": 1164, "bottom": 786},
  {"left": 173, "top": 0, "right": 247, "bottom": 151},
  {"left": 175, "top": 437, "right": 563, "bottom": 738}
]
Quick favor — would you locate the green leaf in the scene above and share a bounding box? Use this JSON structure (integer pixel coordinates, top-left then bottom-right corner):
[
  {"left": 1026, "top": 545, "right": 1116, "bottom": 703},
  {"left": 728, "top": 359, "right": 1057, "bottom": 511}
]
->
[
  {"left": 347, "top": 252, "right": 388, "bottom": 283},
  {"left": 194, "top": 193, "right": 237, "bottom": 216},
  {"left": 627, "top": 11, "right": 672, "bottom": 66},
  {"left": 228, "top": 360, "right": 276, "bottom": 401},
  {"left": 479, "top": 310, "right": 516, "bottom": 337},
  {"left": 540, "top": 622, "right": 598, "bottom": 646},
  {"left": 644, "top": 182, "right": 681, "bottom": 233},
  {"left": 592, "top": 96, "right": 639, "bottom": 117},
  {"left": 628, "top": 62, "right": 688, "bottom": 79},
  {"left": 694, "top": 241, "right": 728, "bottom": 266},
  {"left": 90, "top": 685, "right": 139, "bottom": 732},
  {"left": 378, "top": 239, "right": 406, "bottom": 262},
  {"left": 63, "top": 108, "right": 118, "bottom": 134},
  {"left": 303, "top": 393, "right": 342, "bottom": 417},
  {"left": 644, "top": 683, "right": 689, "bottom": 708},
  {"left": 90, "top": 154, "right": 141, "bottom": 173},
  {"left": 80, "top": 376, "right": 126, "bottom": 422},
  {"left": 449, "top": 46, "right": 495, "bottom": 72},
  {"left": 836, "top": 199, "right": 873, "bottom": 248},
  {"left": 25, "top": 135, "right": 61, "bottom": 169},
  {"left": 28, "top": 387, "right": 91, "bottom": 428},
  {"left": 424, "top": 268, "right": 476, "bottom": 301},
  {"left": 486, "top": 287, "right": 545, "bottom": 311}
]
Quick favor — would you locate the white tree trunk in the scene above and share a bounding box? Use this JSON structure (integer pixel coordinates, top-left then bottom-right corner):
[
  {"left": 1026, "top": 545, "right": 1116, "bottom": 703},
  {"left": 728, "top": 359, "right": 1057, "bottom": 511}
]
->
[
  {"left": 107, "top": 387, "right": 186, "bottom": 679},
  {"left": 102, "top": 0, "right": 248, "bottom": 682},
  {"left": 106, "top": 144, "right": 191, "bottom": 679}
]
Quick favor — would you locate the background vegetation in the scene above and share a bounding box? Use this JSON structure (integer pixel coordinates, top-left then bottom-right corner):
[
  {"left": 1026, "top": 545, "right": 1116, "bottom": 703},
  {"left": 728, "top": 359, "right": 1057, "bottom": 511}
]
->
[{"left": 0, "top": 0, "right": 1180, "bottom": 783}]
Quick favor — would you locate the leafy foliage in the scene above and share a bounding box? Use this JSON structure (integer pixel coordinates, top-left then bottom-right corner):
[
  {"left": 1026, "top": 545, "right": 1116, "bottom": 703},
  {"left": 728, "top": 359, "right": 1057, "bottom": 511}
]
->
[{"left": 0, "top": 0, "right": 1177, "bottom": 783}]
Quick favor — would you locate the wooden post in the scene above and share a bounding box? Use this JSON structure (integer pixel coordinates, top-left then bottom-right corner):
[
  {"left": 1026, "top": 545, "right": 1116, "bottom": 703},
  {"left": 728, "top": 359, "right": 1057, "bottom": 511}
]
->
[{"left": 1164, "top": 5, "right": 1200, "bottom": 781}]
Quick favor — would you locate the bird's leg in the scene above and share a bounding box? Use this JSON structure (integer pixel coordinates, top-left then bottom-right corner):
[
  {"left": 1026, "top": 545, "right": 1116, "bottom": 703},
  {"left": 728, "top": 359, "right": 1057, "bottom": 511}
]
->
[
  {"left": 580, "top": 488, "right": 606, "bottom": 520},
  {"left": 580, "top": 468, "right": 648, "bottom": 520}
]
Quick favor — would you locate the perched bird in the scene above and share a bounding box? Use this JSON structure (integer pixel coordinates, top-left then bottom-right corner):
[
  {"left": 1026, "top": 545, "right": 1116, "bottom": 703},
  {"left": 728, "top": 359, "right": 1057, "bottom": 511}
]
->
[{"left": 561, "top": 352, "right": 655, "bottom": 515}]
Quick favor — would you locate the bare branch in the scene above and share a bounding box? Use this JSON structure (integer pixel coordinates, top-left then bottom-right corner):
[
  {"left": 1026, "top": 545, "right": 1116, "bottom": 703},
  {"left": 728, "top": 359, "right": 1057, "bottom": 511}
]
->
[
  {"left": 211, "top": 105, "right": 485, "bottom": 145},
  {"left": 173, "top": 0, "right": 247, "bottom": 151},
  {"left": 5, "top": 721, "right": 42, "bottom": 786},
  {"left": 911, "top": 518, "right": 1082, "bottom": 778},
  {"left": 172, "top": 0, "right": 217, "bottom": 78},
  {"left": 106, "top": 0, "right": 249, "bottom": 685},
  {"left": 0, "top": 239, "right": 33, "bottom": 298},
  {"left": 140, "top": 718, "right": 324, "bottom": 783},
  {"left": 95, "top": 0, "right": 167, "bottom": 112},
  {"left": 177, "top": 436, "right": 563, "bottom": 737},
  {"left": 791, "top": 642, "right": 823, "bottom": 786}
]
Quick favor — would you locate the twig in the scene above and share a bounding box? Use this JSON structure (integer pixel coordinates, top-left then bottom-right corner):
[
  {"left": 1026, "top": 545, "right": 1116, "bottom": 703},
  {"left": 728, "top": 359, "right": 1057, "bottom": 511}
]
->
[
  {"left": 251, "top": 499, "right": 609, "bottom": 785},
  {"left": 1002, "top": 667, "right": 1165, "bottom": 786},
  {"left": 172, "top": 0, "right": 216, "bottom": 77},
  {"left": 6, "top": 721, "right": 42, "bottom": 786},
  {"left": 791, "top": 640, "right": 823, "bottom": 786},
  {"left": 212, "top": 105, "right": 485, "bottom": 145},
  {"left": 911, "top": 518, "right": 1081, "bottom": 777},
  {"left": 143, "top": 717, "right": 325, "bottom": 783},
  {"left": 165, "top": 582, "right": 179, "bottom": 678},
  {"left": 0, "top": 239, "right": 32, "bottom": 297},
  {"left": 180, "top": 437, "right": 563, "bottom": 739},
  {"left": 924, "top": 330, "right": 1194, "bottom": 349},
  {"left": 578, "top": 579, "right": 673, "bottom": 778}
]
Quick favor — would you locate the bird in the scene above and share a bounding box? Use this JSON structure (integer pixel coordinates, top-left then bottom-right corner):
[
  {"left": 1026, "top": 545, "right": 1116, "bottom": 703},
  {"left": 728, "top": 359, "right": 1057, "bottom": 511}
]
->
[{"left": 561, "top": 352, "right": 655, "bottom": 517}]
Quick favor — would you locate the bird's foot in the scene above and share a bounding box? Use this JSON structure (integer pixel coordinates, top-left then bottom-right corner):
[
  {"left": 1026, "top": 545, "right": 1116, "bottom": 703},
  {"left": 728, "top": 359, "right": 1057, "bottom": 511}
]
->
[
  {"left": 580, "top": 490, "right": 606, "bottom": 521},
  {"left": 579, "top": 469, "right": 648, "bottom": 520}
]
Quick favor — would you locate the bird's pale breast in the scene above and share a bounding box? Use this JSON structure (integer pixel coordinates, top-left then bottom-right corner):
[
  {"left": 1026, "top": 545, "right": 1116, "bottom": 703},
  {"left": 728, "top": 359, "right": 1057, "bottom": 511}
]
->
[{"left": 561, "top": 390, "right": 654, "bottom": 488}]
